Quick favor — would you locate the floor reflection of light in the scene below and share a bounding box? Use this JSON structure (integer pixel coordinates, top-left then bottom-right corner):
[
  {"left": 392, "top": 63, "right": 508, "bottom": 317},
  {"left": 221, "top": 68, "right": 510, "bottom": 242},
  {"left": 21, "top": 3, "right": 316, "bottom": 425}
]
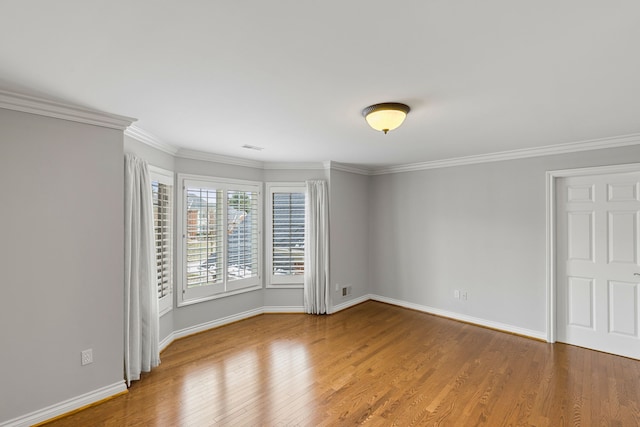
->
[
  {"left": 178, "top": 364, "right": 222, "bottom": 424},
  {"left": 177, "top": 349, "right": 260, "bottom": 424},
  {"left": 268, "top": 340, "right": 314, "bottom": 425},
  {"left": 175, "top": 341, "right": 315, "bottom": 425}
]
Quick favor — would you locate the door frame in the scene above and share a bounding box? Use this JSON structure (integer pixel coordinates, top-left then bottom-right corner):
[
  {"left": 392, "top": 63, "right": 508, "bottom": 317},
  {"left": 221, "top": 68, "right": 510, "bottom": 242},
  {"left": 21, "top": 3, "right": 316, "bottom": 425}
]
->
[{"left": 545, "top": 162, "right": 640, "bottom": 343}]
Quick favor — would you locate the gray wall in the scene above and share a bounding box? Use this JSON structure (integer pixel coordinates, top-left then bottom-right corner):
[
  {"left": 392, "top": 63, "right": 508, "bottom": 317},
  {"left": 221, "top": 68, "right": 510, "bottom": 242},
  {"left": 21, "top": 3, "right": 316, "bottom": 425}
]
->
[
  {"left": 329, "top": 168, "right": 370, "bottom": 308},
  {"left": 369, "top": 146, "right": 640, "bottom": 334},
  {"left": 6, "top": 107, "right": 640, "bottom": 424},
  {"left": 0, "top": 109, "right": 125, "bottom": 421}
]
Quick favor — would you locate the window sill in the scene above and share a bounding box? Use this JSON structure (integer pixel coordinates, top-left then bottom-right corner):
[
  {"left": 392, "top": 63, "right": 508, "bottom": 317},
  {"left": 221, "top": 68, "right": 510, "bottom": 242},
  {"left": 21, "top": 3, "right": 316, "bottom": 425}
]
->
[
  {"left": 177, "top": 284, "right": 262, "bottom": 307},
  {"left": 266, "top": 284, "right": 304, "bottom": 289}
]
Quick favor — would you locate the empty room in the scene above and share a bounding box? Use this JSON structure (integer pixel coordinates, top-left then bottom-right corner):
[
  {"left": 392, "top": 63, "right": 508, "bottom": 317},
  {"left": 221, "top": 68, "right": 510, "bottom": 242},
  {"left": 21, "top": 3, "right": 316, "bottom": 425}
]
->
[{"left": 1, "top": 1, "right": 640, "bottom": 426}]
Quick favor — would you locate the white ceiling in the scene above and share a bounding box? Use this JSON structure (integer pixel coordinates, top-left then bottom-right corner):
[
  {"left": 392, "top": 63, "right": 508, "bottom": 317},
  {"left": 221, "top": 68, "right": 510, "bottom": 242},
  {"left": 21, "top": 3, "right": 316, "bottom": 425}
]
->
[{"left": 2, "top": 1, "right": 640, "bottom": 168}]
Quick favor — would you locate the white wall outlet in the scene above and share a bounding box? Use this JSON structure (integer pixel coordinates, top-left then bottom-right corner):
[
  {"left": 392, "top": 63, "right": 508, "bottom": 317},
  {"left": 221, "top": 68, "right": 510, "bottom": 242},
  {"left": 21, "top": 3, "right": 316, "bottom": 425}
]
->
[
  {"left": 81, "top": 349, "right": 93, "bottom": 366},
  {"left": 461, "top": 291, "right": 468, "bottom": 301},
  {"left": 335, "top": 283, "right": 340, "bottom": 291},
  {"left": 454, "top": 289, "right": 460, "bottom": 299}
]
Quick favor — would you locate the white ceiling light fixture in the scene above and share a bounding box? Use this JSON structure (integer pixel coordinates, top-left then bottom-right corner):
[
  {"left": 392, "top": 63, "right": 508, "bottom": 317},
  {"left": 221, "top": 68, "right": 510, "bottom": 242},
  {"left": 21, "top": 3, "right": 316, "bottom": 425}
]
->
[{"left": 362, "top": 102, "right": 411, "bottom": 134}]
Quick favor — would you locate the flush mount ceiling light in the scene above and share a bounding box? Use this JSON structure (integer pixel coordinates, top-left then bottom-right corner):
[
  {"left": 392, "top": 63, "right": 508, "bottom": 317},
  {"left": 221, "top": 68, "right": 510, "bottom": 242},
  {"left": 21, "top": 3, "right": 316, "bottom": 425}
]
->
[{"left": 362, "top": 102, "right": 411, "bottom": 134}]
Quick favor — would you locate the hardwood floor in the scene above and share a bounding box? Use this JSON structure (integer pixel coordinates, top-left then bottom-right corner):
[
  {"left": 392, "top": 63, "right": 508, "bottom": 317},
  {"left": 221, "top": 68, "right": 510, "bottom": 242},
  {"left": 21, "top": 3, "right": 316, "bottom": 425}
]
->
[{"left": 44, "top": 301, "right": 640, "bottom": 426}]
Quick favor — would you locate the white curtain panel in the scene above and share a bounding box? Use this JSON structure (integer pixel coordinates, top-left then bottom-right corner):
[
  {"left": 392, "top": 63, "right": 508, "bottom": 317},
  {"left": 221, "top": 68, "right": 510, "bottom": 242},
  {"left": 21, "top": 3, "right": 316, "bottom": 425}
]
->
[
  {"left": 304, "top": 180, "right": 330, "bottom": 314},
  {"left": 124, "top": 154, "right": 160, "bottom": 385}
]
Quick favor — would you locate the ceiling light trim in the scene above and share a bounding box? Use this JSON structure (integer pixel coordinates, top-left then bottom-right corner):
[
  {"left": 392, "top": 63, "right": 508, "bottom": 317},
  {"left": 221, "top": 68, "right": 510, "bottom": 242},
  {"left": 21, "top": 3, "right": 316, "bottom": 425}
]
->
[
  {"left": 362, "top": 102, "right": 410, "bottom": 134},
  {"left": 0, "top": 89, "right": 136, "bottom": 130}
]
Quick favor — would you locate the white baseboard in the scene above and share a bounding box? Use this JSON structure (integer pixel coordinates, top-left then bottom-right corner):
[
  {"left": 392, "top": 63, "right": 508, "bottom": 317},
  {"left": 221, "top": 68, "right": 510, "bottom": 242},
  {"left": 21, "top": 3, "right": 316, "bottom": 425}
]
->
[
  {"left": 331, "top": 294, "right": 371, "bottom": 313},
  {"left": 159, "top": 332, "right": 175, "bottom": 353},
  {"left": 370, "top": 294, "right": 547, "bottom": 341},
  {"left": 173, "top": 307, "right": 264, "bottom": 341},
  {"left": 159, "top": 305, "right": 304, "bottom": 354},
  {"left": 0, "top": 381, "right": 127, "bottom": 427},
  {"left": 262, "top": 306, "right": 304, "bottom": 313}
]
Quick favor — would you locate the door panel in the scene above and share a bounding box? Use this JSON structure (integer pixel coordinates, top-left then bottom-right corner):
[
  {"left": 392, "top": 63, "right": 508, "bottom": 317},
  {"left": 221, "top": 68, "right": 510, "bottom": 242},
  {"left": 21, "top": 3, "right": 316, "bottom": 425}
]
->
[
  {"left": 557, "top": 171, "right": 640, "bottom": 359},
  {"left": 567, "top": 276, "right": 594, "bottom": 328},
  {"left": 568, "top": 212, "right": 594, "bottom": 261},
  {"left": 608, "top": 211, "right": 637, "bottom": 264},
  {"left": 608, "top": 280, "right": 637, "bottom": 337}
]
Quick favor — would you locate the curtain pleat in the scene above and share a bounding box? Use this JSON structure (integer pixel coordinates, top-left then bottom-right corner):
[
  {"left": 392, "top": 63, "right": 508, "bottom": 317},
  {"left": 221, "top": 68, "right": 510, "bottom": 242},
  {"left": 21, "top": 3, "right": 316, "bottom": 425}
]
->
[
  {"left": 124, "top": 154, "right": 160, "bottom": 385},
  {"left": 303, "top": 180, "right": 330, "bottom": 314}
]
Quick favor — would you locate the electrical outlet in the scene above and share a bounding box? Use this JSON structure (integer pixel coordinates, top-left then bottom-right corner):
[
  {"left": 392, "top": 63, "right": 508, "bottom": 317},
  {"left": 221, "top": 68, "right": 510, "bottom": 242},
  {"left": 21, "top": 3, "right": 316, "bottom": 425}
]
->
[
  {"left": 454, "top": 289, "right": 460, "bottom": 299},
  {"left": 461, "top": 291, "right": 468, "bottom": 301},
  {"left": 81, "top": 349, "right": 93, "bottom": 366},
  {"left": 335, "top": 283, "right": 340, "bottom": 292}
]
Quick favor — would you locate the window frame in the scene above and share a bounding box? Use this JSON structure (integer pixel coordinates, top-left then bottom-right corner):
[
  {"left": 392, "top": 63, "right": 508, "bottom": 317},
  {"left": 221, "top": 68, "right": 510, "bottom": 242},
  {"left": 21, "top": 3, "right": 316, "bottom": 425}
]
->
[
  {"left": 149, "top": 165, "right": 174, "bottom": 317},
  {"left": 266, "top": 182, "right": 306, "bottom": 288},
  {"left": 177, "top": 174, "right": 262, "bottom": 306}
]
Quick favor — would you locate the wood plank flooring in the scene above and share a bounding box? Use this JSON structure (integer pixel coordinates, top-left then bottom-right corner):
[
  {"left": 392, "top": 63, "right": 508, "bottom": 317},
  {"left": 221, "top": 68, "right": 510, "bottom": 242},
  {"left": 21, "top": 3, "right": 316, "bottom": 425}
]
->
[{"left": 44, "top": 301, "right": 640, "bottom": 426}]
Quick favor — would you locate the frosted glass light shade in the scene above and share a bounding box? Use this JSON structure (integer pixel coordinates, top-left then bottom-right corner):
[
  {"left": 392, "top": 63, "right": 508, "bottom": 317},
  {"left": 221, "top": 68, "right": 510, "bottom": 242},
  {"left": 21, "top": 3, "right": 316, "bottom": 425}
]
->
[{"left": 362, "top": 102, "right": 410, "bottom": 134}]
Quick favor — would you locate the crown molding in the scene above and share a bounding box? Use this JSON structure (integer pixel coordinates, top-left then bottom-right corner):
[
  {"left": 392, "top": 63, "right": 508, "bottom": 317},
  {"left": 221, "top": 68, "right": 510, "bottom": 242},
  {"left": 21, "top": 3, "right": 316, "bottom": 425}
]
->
[
  {"left": 176, "top": 148, "right": 264, "bottom": 169},
  {"left": 263, "top": 161, "right": 326, "bottom": 170},
  {"left": 371, "top": 133, "right": 640, "bottom": 175},
  {"left": 0, "top": 89, "right": 136, "bottom": 130},
  {"left": 123, "top": 123, "right": 640, "bottom": 176},
  {"left": 324, "top": 161, "right": 372, "bottom": 175},
  {"left": 124, "top": 125, "right": 179, "bottom": 155}
]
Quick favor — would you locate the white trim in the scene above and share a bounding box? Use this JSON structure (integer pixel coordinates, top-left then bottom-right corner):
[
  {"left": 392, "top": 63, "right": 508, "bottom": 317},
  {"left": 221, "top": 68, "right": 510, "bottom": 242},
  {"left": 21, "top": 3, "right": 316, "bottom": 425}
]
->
[
  {"left": 127, "top": 125, "right": 640, "bottom": 175},
  {"left": 331, "top": 294, "right": 371, "bottom": 313},
  {"left": 370, "top": 294, "right": 547, "bottom": 340},
  {"left": 262, "top": 306, "right": 305, "bottom": 313},
  {"left": 371, "top": 133, "right": 640, "bottom": 175},
  {"left": 125, "top": 125, "right": 179, "bottom": 155},
  {"left": 148, "top": 165, "right": 174, "bottom": 185},
  {"left": 325, "top": 161, "right": 372, "bottom": 175},
  {"left": 176, "top": 148, "right": 264, "bottom": 169},
  {"left": 172, "top": 307, "right": 264, "bottom": 340},
  {"left": 177, "top": 285, "right": 262, "bottom": 307},
  {"left": 545, "top": 162, "right": 640, "bottom": 344},
  {"left": 0, "top": 381, "right": 127, "bottom": 427},
  {"left": 159, "top": 333, "right": 174, "bottom": 353},
  {"left": 266, "top": 284, "right": 304, "bottom": 289},
  {"left": 0, "top": 89, "right": 135, "bottom": 130},
  {"left": 263, "top": 162, "right": 325, "bottom": 170},
  {"left": 545, "top": 171, "right": 556, "bottom": 344},
  {"left": 158, "top": 305, "right": 304, "bottom": 353}
]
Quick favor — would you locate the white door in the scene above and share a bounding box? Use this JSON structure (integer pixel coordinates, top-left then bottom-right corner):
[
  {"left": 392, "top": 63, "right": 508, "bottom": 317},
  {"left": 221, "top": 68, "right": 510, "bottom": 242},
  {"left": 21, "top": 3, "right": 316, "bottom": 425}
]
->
[{"left": 556, "top": 171, "right": 640, "bottom": 359}]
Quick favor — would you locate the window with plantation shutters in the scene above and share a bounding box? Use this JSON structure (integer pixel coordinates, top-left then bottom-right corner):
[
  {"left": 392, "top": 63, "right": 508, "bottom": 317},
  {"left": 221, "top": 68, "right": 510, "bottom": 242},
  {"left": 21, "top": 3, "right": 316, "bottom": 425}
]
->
[
  {"left": 227, "top": 190, "right": 259, "bottom": 283},
  {"left": 149, "top": 166, "right": 174, "bottom": 316},
  {"left": 178, "top": 174, "right": 262, "bottom": 305},
  {"left": 266, "top": 183, "right": 305, "bottom": 287}
]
